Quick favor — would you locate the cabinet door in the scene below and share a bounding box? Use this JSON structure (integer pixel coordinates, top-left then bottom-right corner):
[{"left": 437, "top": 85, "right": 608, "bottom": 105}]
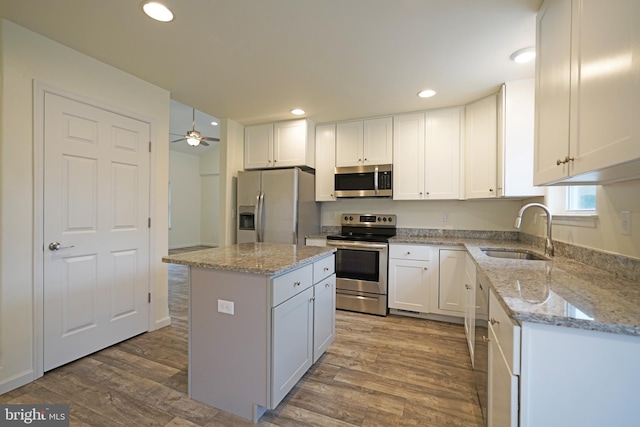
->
[
  {"left": 500, "top": 79, "right": 545, "bottom": 197},
  {"left": 245, "top": 123, "right": 274, "bottom": 169},
  {"left": 313, "top": 274, "right": 336, "bottom": 363},
  {"left": 488, "top": 324, "right": 519, "bottom": 427},
  {"left": 393, "top": 113, "right": 425, "bottom": 200},
  {"left": 464, "top": 254, "right": 477, "bottom": 365},
  {"left": 272, "top": 286, "right": 314, "bottom": 407},
  {"left": 438, "top": 249, "right": 466, "bottom": 314},
  {"left": 571, "top": 0, "right": 640, "bottom": 177},
  {"left": 388, "top": 258, "right": 430, "bottom": 312},
  {"left": 465, "top": 94, "right": 498, "bottom": 198},
  {"left": 336, "top": 121, "right": 363, "bottom": 167},
  {"left": 425, "top": 108, "right": 461, "bottom": 199},
  {"left": 363, "top": 117, "right": 393, "bottom": 165},
  {"left": 273, "top": 119, "right": 308, "bottom": 168},
  {"left": 534, "top": 0, "right": 572, "bottom": 185},
  {"left": 315, "top": 124, "right": 336, "bottom": 201}
]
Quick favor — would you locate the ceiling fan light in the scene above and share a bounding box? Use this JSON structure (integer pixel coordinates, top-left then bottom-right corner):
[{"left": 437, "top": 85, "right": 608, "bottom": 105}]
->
[
  {"left": 142, "top": 2, "right": 174, "bottom": 22},
  {"left": 186, "top": 137, "right": 200, "bottom": 146}
]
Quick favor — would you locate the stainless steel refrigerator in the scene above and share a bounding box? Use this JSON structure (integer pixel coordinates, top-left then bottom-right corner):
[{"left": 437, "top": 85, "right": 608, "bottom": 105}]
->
[{"left": 237, "top": 168, "right": 319, "bottom": 245}]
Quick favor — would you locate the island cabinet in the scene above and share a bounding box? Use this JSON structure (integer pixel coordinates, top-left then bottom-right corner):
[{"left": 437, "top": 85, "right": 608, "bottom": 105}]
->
[
  {"left": 189, "top": 252, "right": 335, "bottom": 423},
  {"left": 244, "top": 119, "right": 315, "bottom": 170},
  {"left": 393, "top": 108, "right": 462, "bottom": 200},
  {"left": 335, "top": 117, "right": 393, "bottom": 167},
  {"left": 534, "top": 0, "right": 640, "bottom": 185}
]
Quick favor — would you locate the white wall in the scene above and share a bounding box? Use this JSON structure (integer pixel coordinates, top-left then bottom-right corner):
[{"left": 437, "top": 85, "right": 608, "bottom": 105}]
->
[
  {"left": 169, "top": 151, "right": 202, "bottom": 248},
  {"left": 0, "top": 20, "right": 170, "bottom": 393},
  {"left": 200, "top": 146, "right": 220, "bottom": 246},
  {"left": 520, "top": 181, "right": 640, "bottom": 259},
  {"left": 321, "top": 198, "right": 524, "bottom": 230}
]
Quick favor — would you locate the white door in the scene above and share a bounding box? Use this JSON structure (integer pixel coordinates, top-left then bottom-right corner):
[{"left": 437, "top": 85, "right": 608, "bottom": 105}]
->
[{"left": 43, "top": 92, "right": 150, "bottom": 371}]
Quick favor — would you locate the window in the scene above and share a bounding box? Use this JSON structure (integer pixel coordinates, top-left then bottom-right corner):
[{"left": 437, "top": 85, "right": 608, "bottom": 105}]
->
[{"left": 566, "top": 186, "right": 596, "bottom": 212}]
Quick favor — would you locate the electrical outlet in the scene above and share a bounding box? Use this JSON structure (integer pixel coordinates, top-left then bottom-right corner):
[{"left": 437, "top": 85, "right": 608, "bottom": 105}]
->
[
  {"left": 218, "top": 299, "right": 235, "bottom": 315},
  {"left": 443, "top": 212, "right": 450, "bottom": 222},
  {"left": 621, "top": 211, "right": 632, "bottom": 235}
]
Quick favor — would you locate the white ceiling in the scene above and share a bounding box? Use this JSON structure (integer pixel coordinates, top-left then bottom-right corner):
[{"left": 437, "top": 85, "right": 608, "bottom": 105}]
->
[{"left": 0, "top": 0, "right": 542, "bottom": 126}]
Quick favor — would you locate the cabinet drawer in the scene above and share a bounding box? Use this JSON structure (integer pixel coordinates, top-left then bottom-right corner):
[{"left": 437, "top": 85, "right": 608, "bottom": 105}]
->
[
  {"left": 313, "top": 255, "right": 335, "bottom": 283},
  {"left": 489, "top": 290, "right": 521, "bottom": 374},
  {"left": 389, "top": 244, "right": 431, "bottom": 261},
  {"left": 273, "top": 264, "right": 313, "bottom": 307}
]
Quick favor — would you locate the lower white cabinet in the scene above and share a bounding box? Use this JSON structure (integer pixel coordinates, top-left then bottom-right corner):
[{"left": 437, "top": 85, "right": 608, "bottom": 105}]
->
[
  {"left": 488, "top": 322, "right": 519, "bottom": 427},
  {"left": 272, "top": 286, "right": 314, "bottom": 406},
  {"left": 464, "top": 254, "right": 477, "bottom": 365},
  {"left": 388, "top": 244, "right": 466, "bottom": 319},
  {"left": 313, "top": 274, "right": 336, "bottom": 363},
  {"left": 438, "top": 249, "right": 466, "bottom": 314}
]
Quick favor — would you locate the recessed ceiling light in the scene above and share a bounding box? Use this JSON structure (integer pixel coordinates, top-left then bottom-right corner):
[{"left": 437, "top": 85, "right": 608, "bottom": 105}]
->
[
  {"left": 291, "top": 108, "right": 306, "bottom": 116},
  {"left": 211, "top": 121, "right": 218, "bottom": 126},
  {"left": 142, "top": 2, "right": 174, "bottom": 22},
  {"left": 417, "top": 89, "right": 436, "bottom": 98},
  {"left": 510, "top": 47, "right": 536, "bottom": 63}
]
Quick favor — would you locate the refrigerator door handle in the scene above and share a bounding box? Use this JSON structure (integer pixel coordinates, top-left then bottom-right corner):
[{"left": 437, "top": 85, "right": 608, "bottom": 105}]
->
[{"left": 257, "top": 192, "right": 265, "bottom": 242}]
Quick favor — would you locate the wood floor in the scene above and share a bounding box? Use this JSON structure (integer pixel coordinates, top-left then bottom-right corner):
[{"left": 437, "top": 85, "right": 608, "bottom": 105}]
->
[{"left": 1, "top": 252, "right": 483, "bottom": 426}]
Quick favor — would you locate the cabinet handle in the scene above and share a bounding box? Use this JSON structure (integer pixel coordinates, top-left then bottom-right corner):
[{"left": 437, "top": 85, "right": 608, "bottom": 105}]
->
[
  {"left": 406, "top": 251, "right": 411, "bottom": 255},
  {"left": 364, "top": 158, "right": 367, "bottom": 162},
  {"left": 483, "top": 336, "right": 490, "bottom": 342},
  {"left": 490, "top": 317, "right": 500, "bottom": 325},
  {"left": 293, "top": 281, "right": 301, "bottom": 287},
  {"left": 489, "top": 188, "right": 494, "bottom": 192},
  {"left": 465, "top": 284, "right": 472, "bottom": 290},
  {"left": 273, "top": 159, "right": 277, "bottom": 163},
  {"left": 423, "top": 267, "right": 428, "bottom": 271},
  {"left": 358, "top": 158, "right": 362, "bottom": 162},
  {"left": 323, "top": 267, "right": 329, "bottom": 271},
  {"left": 556, "top": 155, "right": 575, "bottom": 165},
  {"left": 325, "top": 283, "right": 331, "bottom": 288},
  {"left": 310, "top": 296, "right": 315, "bottom": 302}
]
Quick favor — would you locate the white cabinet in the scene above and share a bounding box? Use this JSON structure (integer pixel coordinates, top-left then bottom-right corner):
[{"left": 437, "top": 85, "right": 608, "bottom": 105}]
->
[
  {"left": 438, "top": 249, "right": 466, "bottom": 314},
  {"left": 464, "top": 253, "right": 477, "bottom": 365},
  {"left": 465, "top": 94, "right": 498, "bottom": 199},
  {"left": 336, "top": 117, "right": 392, "bottom": 167},
  {"left": 315, "top": 124, "right": 336, "bottom": 201},
  {"left": 497, "top": 80, "right": 545, "bottom": 198},
  {"left": 487, "top": 290, "right": 520, "bottom": 427},
  {"left": 534, "top": 0, "right": 640, "bottom": 185},
  {"left": 271, "top": 285, "right": 314, "bottom": 406},
  {"left": 393, "top": 108, "right": 462, "bottom": 200},
  {"left": 388, "top": 245, "right": 432, "bottom": 312},
  {"left": 245, "top": 119, "right": 315, "bottom": 170},
  {"left": 312, "top": 272, "right": 335, "bottom": 363}
]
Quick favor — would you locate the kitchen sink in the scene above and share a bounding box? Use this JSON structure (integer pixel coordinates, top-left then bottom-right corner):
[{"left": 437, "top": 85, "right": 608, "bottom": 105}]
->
[{"left": 480, "top": 248, "right": 548, "bottom": 261}]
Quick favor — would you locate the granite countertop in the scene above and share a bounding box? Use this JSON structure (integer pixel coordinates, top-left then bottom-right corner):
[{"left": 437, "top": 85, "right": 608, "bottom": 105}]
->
[
  {"left": 162, "top": 242, "right": 335, "bottom": 276},
  {"left": 391, "top": 236, "right": 640, "bottom": 337}
]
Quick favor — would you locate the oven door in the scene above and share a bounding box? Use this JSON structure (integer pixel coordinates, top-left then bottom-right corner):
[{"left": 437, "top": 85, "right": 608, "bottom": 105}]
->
[{"left": 326, "top": 240, "right": 388, "bottom": 295}]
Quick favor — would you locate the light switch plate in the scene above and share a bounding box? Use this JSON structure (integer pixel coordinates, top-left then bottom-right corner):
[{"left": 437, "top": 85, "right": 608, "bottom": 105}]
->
[{"left": 621, "top": 211, "right": 632, "bottom": 235}]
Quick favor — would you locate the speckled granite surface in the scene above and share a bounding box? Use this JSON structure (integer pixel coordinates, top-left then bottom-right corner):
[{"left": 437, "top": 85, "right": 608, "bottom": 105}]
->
[
  {"left": 392, "top": 236, "right": 640, "bottom": 337},
  {"left": 162, "top": 242, "right": 335, "bottom": 276}
]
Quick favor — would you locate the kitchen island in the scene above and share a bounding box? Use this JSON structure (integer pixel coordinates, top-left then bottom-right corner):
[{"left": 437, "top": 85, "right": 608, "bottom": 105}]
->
[{"left": 162, "top": 243, "right": 336, "bottom": 422}]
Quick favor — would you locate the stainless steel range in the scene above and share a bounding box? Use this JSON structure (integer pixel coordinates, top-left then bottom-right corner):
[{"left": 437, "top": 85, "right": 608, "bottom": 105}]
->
[{"left": 326, "top": 213, "right": 396, "bottom": 316}]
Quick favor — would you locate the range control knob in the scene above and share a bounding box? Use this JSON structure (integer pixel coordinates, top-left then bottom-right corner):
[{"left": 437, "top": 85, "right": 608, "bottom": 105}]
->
[
  {"left": 349, "top": 216, "right": 353, "bottom": 221},
  {"left": 388, "top": 217, "right": 394, "bottom": 223},
  {"left": 377, "top": 217, "right": 382, "bottom": 222},
  {"left": 344, "top": 216, "right": 349, "bottom": 221},
  {"left": 383, "top": 217, "right": 387, "bottom": 222}
]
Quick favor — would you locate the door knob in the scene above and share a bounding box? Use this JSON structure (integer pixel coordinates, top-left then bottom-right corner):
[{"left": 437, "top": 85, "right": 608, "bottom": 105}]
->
[{"left": 48, "top": 242, "right": 75, "bottom": 251}]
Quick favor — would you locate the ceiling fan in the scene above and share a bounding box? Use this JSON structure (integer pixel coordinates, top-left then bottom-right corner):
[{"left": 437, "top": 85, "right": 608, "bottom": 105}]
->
[{"left": 171, "top": 108, "right": 219, "bottom": 147}]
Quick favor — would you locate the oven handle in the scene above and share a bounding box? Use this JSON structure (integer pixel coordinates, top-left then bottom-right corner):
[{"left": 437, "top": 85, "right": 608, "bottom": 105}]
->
[{"left": 326, "top": 240, "right": 388, "bottom": 250}]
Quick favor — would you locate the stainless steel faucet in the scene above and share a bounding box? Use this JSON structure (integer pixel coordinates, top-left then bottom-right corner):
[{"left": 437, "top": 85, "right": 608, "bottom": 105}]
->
[{"left": 514, "top": 203, "right": 554, "bottom": 256}]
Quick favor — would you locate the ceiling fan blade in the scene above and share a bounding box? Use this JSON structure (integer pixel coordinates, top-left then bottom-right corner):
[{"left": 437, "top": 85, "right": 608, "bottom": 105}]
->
[
  {"left": 171, "top": 137, "right": 186, "bottom": 143},
  {"left": 201, "top": 136, "right": 220, "bottom": 142},
  {"left": 199, "top": 141, "right": 210, "bottom": 147}
]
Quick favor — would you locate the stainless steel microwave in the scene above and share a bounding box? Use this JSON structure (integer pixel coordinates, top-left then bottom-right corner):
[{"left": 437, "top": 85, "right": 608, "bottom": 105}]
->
[{"left": 334, "top": 164, "right": 392, "bottom": 198}]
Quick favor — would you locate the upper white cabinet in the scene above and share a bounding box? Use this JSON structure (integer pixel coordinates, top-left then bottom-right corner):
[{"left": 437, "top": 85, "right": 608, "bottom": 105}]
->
[
  {"left": 534, "top": 0, "right": 640, "bottom": 185},
  {"left": 465, "top": 94, "right": 498, "bottom": 199},
  {"left": 394, "top": 108, "right": 462, "bottom": 200},
  {"left": 336, "top": 117, "right": 393, "bottom": 167},
  {"left": 244, "top": 119, "right": 315, "bottom": 170},
  {"left": 315, "top": 124, "right": 336, "bottom": 201},
  {"left": 497, "top": 80, "right": 545, "bottom": 198}
]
